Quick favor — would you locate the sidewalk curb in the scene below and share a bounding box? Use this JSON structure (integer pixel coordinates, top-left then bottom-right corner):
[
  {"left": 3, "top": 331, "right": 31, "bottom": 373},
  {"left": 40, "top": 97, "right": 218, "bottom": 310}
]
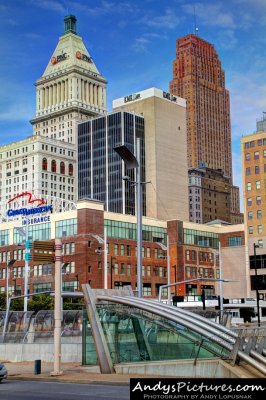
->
[{"left": 7, "top": 375, "right": 129, "bottom": 386}]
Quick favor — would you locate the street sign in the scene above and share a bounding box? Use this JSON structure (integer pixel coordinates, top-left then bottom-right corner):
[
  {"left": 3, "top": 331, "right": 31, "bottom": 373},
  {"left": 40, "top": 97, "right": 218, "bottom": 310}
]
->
[{"left": 33, "top": 241, "right": 55, "bottom": 263}]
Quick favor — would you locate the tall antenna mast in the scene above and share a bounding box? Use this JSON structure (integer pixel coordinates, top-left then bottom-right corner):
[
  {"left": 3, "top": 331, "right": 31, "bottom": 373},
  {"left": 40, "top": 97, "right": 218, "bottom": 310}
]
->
[{"left": 194, "top": 5, "right": 199, "bottom": 35}]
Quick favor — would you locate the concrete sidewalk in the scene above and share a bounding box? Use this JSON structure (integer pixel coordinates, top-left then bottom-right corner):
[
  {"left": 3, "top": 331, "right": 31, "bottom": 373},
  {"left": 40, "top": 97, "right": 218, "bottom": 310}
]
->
[{"left": 5, "top": 361, "right": 134, "bottom": 385}]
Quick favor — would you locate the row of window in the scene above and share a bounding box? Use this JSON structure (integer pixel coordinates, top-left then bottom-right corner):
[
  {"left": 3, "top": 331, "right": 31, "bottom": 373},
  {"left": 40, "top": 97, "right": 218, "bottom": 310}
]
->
[
  {"left": 0, "top": 262, "right": 76, "bottom": 280},
  {"left": 248, "top": 210, "right": 263, "bottom": 220},
  {"left": 111, "top": 244, "right": 165, "bottom": 259},
  {"left": 246, "top": 181, "right": 265, "bottom": 191},
  {"left": 185, "top": 266, "right": 220, "bottom": 279},
  {"left": 244, "top": 138, "right": 266, "bottom": 149},
  {"left": 247, "top": 196, "right": 262, "bottom": 206},
  {"left": 105, "top": 263, "right": 167, "bottom": 278},
  {"left": 245, "top": 149, "right": 266, "bottom": 159},
  {"left": 104, "top": 219, "right": 166, "bottom": 243},
  {"left": 248, "top": 225, "right": 263, "bottom": 234},
  {"left": 183, "top": 228, "right": 219, "bottom": 249},
  {"left": 246, "top": 165, "right": 266, "bottom": 175},
  {"left": 42, "top": 159, "right": 73, "bottom": 175}
]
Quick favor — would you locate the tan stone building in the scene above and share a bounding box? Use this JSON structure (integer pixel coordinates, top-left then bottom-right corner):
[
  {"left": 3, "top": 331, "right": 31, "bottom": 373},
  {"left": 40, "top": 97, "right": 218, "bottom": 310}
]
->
[
  {"left": 241, "top": 115, "right": 266, "bottom": 299},
  {"left": 113, "top": 87, "right": 189, "bottom": 222}
]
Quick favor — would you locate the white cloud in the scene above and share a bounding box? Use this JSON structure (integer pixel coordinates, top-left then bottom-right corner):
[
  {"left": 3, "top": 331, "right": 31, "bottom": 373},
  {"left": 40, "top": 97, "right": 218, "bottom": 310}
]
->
[
  {"left": 30, "top": 0, "right": 65, "bottom": 13},
  {"left": 141, "top": 8, "right": 182, "bottom": 29},
  {"left": 132, "top": 32, "right": 168, "bottom": 53},
  {"left": 71, "top": 0, "right": 137, "bottom": 17},
  {"left": 182, "top": 2, "right": 235, "bottom": 29}
]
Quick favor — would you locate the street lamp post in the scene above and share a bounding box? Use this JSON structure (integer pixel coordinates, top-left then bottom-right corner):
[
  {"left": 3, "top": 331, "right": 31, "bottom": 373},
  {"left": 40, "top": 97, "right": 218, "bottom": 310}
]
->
[
  {"left": 253, "top": 243, "right": 261, "bottom": 327},
  {"left": 157, "top": 238, "right": 171, "bottom": 304},
  {"left": 110, "top": 256, "right": 114, "bottom": 289},
  {"left": 114, "top": 140, "right": 145, "bottom": 298}
]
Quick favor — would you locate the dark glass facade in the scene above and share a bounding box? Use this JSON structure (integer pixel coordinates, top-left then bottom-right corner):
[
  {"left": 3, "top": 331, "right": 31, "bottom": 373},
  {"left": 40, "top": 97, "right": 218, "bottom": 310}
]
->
[{"left": 78, "top": 111, "right": 146, "bottom": 215}]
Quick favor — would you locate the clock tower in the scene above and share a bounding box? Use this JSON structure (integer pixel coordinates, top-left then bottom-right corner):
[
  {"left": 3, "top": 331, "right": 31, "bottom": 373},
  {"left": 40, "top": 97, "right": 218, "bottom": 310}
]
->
[{"left": 31, "top": 15, "right": 107, "bottom": 145}]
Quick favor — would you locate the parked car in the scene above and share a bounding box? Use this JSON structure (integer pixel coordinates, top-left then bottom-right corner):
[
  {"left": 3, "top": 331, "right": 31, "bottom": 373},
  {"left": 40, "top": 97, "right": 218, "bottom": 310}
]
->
[{"left": 0, "top": 364, "right": 7, "bottom": 382}]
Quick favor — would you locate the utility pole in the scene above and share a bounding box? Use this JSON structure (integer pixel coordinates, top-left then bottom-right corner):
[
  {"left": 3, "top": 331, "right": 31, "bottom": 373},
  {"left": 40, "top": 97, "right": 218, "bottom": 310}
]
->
[{"left": 51, "top": 238, "right": 63, "bottom": 375}]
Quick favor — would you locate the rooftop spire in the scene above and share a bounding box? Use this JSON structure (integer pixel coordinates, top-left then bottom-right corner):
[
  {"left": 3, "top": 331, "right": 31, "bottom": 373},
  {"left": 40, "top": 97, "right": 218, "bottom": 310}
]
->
[{"left": 64, "top": 15, "right": 77, "bottom": 35}]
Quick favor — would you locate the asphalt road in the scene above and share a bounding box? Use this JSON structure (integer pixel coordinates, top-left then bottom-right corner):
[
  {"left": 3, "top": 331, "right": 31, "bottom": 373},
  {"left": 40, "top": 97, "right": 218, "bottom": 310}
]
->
[{"left": 0, "top": 380, "right": 130, "bottom": 400}]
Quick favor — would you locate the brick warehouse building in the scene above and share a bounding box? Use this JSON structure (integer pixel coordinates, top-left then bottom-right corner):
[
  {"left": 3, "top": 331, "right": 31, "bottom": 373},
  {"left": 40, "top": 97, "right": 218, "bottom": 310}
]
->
[{"left": 0, "top": 197, "right": 246, "bottom": 300}]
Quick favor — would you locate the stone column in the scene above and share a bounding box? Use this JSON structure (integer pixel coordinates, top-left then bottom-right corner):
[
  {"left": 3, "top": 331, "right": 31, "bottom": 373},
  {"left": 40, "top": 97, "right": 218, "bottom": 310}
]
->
[
  {"left": 89, "top": 82, "right": 93, "bottom": 104},
  {"left": 61, "top": 81, "right": 64, "bottom": 103},
  {"left": 53, "top": 84, "right": 57, "bottom": 106},
  {"left": 57, "top": 82, "right": 61, "bottom": 104},
  {"left": 94, "top": 84, "right": 98, "bottom": 106}
]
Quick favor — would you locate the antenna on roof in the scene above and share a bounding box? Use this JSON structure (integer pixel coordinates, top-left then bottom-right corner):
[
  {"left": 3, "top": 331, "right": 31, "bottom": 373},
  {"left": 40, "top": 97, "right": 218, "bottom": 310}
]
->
[{"left": 194, "top": 4, "right": 199, "bottom": 35}]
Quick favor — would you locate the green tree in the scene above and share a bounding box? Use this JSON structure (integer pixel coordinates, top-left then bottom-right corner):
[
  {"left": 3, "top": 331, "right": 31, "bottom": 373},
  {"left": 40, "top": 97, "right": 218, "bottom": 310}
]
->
[
  {"left": 27, "top": 294, "right": 54, "bottom": 313},
  {"left": 0, "top": 293, "right": 6, "bottom": 310},
  {"left": 63, "top": 296, "right": 84, "bottom": 310}
]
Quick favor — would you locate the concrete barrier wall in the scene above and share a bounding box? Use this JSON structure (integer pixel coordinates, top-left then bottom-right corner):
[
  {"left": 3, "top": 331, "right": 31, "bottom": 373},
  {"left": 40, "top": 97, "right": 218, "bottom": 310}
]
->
[
  {"left": 0, "top": 343, "right": 82, "bottom": 363},
  {"left": 115, "top": 359, "right": 241, "bottom": 378}
]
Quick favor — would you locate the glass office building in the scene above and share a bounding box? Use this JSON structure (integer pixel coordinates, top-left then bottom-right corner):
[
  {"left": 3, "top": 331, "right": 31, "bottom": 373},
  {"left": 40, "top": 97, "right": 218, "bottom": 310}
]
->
[{"left": 78, "top": 111, "right": 146, "bottom": 215}]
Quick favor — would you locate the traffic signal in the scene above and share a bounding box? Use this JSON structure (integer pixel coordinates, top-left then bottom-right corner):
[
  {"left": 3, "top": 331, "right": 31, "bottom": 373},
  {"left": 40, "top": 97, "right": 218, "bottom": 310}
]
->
[{"left": 33, "top": 240, "right": 55, "bottom": 263}]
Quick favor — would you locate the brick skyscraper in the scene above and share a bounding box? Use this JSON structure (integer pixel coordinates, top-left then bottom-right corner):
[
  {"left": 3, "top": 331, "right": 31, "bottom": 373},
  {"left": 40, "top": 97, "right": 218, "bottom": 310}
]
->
[
  {"left": 170, "top": 34, "right": 242, "bottom": 224},
  {"left": 170, "top": 34, "right": 232, "bottom": 181}
]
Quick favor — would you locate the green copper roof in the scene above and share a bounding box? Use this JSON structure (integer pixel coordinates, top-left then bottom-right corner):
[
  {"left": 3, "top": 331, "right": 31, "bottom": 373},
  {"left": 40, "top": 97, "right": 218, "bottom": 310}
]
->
[{"left": 64, "top": 15, "right": 77, "bottom": 35}]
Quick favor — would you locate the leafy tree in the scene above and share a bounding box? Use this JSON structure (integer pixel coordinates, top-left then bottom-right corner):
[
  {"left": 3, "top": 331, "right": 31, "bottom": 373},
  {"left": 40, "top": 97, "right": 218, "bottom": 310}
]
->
[
  {"left": 63, "top": 296, "right": 84, "bottom": 310},
  {"left": 0, "top": 293, "right": 6, "bottom": 310},
  {"left": 0, "top": 293, "right": 24, "bottom": 311},
  {"left": 27, "top": 294, "right": 54, "bottom": 313},
  {"left": 10, "top": 297, "right": 24, "bottom": 311}
]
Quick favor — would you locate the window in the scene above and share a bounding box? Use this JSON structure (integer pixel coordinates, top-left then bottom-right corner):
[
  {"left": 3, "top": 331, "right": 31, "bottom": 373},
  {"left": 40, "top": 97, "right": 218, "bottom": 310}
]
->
[
  {"left": 246, "top": 182, "right": 251, "bottom": 191},
  {"left": 256, "top": 181, "right": 261, "bottom": 189},
  {"left": 256, "top": 196, "right": 261, "bottom": 205},
  {"left": 228, "top": 236, "right": 242, "bottom": 246},
  {"left": 114, "top": 244, "right": 118, "bottom": 255},
  {"left": 69, "top": 164, "right": 73, "bottom": 176},
  {"left": 60, "top": 162, "right": 65, "bottom": 174},
  {"left": 249, "top": 226, "right": 254, "bottom": 234},
  {"left": 248, "top": 211, "right": 253, "bottom": 220},
  {"left": 247, "top": 197, "right": 252, "bottom": 206},
  {"left": 254, "top": 151, "right": 259, "bottom": 159},
  {"left": 55, "top": 218, "right": 77, "bottom": 237},
  {"left": 258, "top": 239, "right": 263, "bottom": 248},
  {"left": 51, "top": 160, "right": 56, "bottom": 172},
  {"left": 258, "top": 225, "right": 263, "bottom": 234},
  {"left": 142, "top": 284, "right": 152, "bottom": 296},
  {"left": 246, "top": 167, "right": 251, "bottom": 175},
  {"left": 264, "top": 150, "right": 266, "bottom": 157},
  {"left": 245, "top": 153, "right": 250, "bottom": 161},
  {"left": 120, "top": 244, "right": 125, "bottom": 256},
  {"left": 42, "top": 158, "right": 48, "bottom": 171},
  {"left": 255, "top": 166, "right": 260, "bottom": 174},
  {"left": 257, "top": 210, "right": 262, "bottom": 219}
]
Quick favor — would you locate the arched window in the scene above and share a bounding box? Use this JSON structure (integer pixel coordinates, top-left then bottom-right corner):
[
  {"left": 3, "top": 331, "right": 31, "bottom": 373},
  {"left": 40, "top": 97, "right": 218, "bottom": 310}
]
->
[
  {"left": 60, "top": 161, "right": 65, "bottom": 174},
  {"left": 42, "top": 158, "right": 48, "bottom": 171},
  {"left": 51, "top": 160, "right": 57, "bottom": 173},
  {"left": 69, "top": 163, "right": 73, "bottom": 176}
]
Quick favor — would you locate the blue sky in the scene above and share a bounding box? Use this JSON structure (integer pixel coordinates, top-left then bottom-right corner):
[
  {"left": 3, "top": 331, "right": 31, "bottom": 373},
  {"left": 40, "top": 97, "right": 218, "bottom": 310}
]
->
[{"left": 0, "top": 0, "right": 266, "bottom": 207}]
